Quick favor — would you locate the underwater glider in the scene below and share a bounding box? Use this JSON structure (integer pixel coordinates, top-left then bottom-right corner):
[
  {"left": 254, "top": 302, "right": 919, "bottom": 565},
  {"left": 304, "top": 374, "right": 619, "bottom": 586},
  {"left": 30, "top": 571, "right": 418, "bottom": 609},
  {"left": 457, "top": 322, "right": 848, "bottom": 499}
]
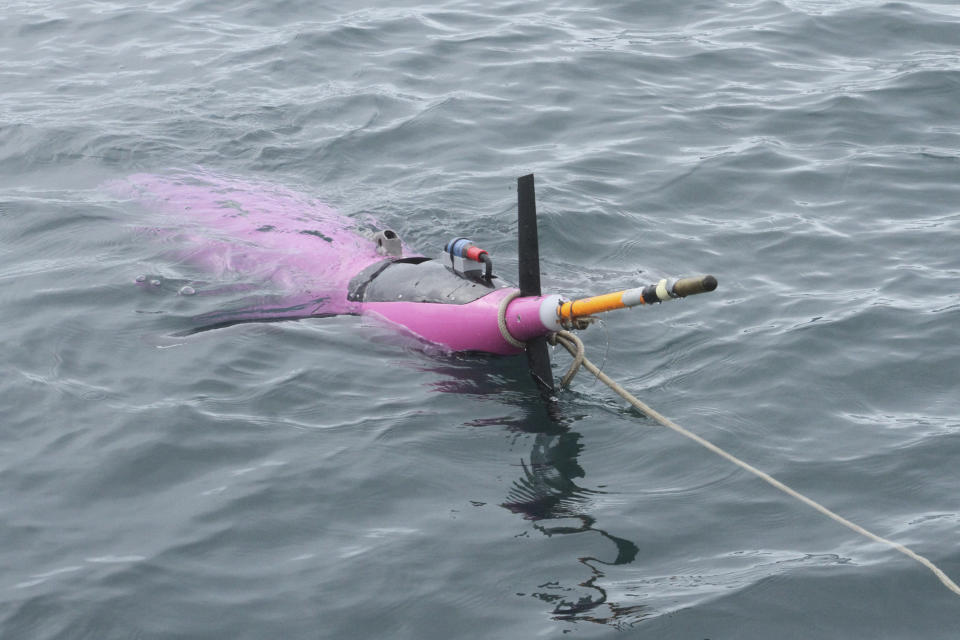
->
[
  {"left": 117, "top": 171, "right": 716, "bottom": 392},
  {"left": 117, "top": 171, "right": 960, "bottom": 597}
]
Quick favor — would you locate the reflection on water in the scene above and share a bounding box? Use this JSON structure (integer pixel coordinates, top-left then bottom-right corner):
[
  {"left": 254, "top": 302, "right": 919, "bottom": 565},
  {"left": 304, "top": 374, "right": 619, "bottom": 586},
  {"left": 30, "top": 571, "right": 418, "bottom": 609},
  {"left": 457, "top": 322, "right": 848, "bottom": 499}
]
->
[{"left": 427, "top": 358, "right": 650, "bottom": 628}]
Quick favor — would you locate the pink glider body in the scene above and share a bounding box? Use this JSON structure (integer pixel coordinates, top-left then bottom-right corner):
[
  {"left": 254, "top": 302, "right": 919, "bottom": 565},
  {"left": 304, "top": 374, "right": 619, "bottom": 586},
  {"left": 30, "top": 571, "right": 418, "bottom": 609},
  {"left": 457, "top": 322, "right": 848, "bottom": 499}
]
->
[{"left": 112, "top": 171, "right": 554, "bottom": 355}]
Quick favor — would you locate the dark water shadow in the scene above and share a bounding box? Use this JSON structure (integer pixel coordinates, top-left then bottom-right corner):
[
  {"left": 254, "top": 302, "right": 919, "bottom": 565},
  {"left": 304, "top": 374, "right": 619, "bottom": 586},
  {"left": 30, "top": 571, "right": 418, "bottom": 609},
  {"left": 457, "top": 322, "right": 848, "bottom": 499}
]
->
[{"left": 421, "top": 356, "right": 652, "bottom": 628}]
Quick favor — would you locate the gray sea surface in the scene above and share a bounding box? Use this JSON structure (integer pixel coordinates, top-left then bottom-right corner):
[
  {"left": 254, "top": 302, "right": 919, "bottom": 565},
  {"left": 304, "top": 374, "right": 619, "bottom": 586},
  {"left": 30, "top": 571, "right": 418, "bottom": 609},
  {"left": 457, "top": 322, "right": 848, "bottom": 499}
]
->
[{"left": 2, "top": 0, "right": 960, "bottom": 637}]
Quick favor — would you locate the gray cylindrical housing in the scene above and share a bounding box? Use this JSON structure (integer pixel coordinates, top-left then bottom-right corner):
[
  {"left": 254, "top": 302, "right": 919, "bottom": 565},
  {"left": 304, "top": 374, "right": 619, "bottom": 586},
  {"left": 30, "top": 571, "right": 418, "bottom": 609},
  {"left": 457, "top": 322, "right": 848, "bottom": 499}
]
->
[{"left": 672, "top": 275, "right": 717, "bottom": 298}]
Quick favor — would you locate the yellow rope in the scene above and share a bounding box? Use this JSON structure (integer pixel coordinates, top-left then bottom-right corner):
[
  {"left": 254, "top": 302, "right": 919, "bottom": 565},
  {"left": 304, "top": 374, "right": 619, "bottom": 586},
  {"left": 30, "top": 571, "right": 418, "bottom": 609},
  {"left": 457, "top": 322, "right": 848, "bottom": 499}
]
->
[{"left": 549, "top": 330, "right": 960, "bottom": 598}]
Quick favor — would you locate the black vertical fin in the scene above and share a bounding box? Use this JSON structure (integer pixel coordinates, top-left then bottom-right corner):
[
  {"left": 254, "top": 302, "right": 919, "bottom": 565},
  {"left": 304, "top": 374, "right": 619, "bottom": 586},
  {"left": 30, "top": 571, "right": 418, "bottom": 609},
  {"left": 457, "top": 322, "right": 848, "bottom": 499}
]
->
[
  {"left": 517, "top": 174, "right": 542, "bottom": 298},
  {"left": 517, "top": 174, "right": 555, "bottom": 395},
  {"left": 526, "top": 337, "right": 555, "bottom": 396}
]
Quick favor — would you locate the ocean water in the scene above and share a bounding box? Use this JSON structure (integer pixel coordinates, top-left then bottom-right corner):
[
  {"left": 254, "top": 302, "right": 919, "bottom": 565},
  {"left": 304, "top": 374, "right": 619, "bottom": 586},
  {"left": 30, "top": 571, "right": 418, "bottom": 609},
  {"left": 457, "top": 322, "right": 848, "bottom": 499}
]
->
[{"left": 2, "top": 0, "right": 960, "bottom": 637}]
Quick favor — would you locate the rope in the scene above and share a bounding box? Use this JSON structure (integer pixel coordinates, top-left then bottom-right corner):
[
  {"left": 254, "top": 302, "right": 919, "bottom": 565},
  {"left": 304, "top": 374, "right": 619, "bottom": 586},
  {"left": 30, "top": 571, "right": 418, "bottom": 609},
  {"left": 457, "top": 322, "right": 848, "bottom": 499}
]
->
[
  {"left": 548, "top": 330, "right": 584, "bottom": 388},
  {"left": 549, "top": 329, "right": 960, "bottom": 598},
  {"left": 497, "top": 290, "right": 526, "bottom": 349}
]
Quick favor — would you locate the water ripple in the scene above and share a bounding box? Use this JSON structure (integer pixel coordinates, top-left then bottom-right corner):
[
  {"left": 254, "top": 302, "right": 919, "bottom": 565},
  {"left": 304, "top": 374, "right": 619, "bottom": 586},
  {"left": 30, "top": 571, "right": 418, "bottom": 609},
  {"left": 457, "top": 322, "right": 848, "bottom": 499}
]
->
[{"left": 3, "top": 0, "right": 960, "bottom": 636}]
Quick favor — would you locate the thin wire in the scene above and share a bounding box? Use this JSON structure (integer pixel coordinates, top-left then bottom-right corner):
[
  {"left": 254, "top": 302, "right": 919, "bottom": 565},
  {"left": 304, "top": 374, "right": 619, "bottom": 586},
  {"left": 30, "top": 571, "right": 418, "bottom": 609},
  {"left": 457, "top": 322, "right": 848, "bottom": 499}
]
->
[{"left": 550, "top": 330, "right": 960, "bottom": 598}]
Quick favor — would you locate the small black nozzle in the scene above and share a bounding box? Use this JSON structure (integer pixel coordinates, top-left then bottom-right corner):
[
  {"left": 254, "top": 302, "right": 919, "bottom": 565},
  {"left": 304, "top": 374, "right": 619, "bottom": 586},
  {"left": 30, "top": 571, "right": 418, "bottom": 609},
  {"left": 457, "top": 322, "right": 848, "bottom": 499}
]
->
[
  {"left": 481, "top": 253, "right": 493, "bottom": 280},
  {"left": 672, "top": 275, "right": 718, "bottom": 298}
]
